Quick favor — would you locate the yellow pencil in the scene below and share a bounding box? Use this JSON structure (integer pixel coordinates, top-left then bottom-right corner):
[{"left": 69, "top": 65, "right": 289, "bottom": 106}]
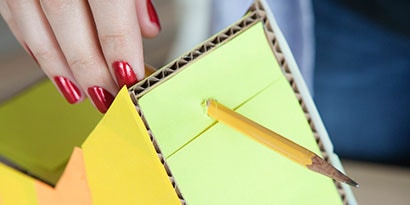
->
[{"left": 206, "top": 99, "right": 358, "bottom": 187}]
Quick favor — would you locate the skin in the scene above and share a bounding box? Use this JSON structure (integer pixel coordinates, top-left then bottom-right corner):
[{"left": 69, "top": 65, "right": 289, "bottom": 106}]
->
[{"left": 0, "top": 0, "right": 160, "bottom": 112}]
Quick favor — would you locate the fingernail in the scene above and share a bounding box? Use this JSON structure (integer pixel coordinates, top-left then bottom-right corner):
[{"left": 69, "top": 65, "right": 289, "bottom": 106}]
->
[
  {"left": 54, "top": 76, "right": 82, "bottom": 104},
  {"left": 24, "top": 43, "right": 39, "bottom": 66},
  {"left": 113, "top": 61, "right": 138, "bottom": 87},
  {"left": 87, "top": 86, "right": 114, "bottom": 113},
  {"left": 147, "top": 0, "right": 161, "bottom": 29}
]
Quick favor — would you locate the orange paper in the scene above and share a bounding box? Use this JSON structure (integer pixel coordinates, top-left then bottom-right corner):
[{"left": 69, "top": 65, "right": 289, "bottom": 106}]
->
[{"left": 35, "top": 147, "right": 91, "bottom": 205}]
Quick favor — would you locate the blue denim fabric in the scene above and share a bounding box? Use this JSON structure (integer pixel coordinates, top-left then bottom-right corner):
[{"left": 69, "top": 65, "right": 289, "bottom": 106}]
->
[{"left": 313, "top": 0, "right": 410, "bottom": 165}]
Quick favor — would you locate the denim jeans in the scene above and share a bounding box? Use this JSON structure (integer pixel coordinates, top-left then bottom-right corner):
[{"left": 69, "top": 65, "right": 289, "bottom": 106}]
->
[{"left": 313, "top": 0, "right": 410, "bottom": 165}]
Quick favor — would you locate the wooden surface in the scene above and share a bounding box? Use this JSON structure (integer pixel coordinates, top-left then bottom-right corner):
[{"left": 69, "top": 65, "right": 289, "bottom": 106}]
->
[{"left": 1, "top": 1, "right": 410, "bottom": 204}]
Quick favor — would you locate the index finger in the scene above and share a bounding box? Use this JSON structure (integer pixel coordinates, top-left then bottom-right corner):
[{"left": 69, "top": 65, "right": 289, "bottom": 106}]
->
[{"left": 88, "top": 0, "right": 160, "bottom": 88}]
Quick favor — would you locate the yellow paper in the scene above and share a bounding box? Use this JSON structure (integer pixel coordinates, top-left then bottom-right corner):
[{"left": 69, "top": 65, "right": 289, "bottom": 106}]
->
[
  {"left": 0, "top": 86, "right": 179, "bottom": 204},
  {"left": 82, "top": 87, "right": 180, "bottom": 205},
  {"left": 139, "top": 22, "right": 343, "bottom": 204},
  {"left": 0, "top": 80, "right": 102, "bottom": 184},
  {"left": 35, "top": 147, "right": 92, "bottom": 205},
  {"left": 0, "top": 163, "right": 38, "bottom": 205}
]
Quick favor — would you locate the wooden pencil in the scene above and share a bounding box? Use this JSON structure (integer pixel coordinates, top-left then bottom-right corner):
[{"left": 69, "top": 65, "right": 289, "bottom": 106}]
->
[{"left": 206, "top": 99, "right": 358, "bottom": 187}]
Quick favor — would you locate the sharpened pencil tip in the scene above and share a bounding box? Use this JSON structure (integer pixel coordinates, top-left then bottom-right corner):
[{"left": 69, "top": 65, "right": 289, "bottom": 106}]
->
[
  {"left": 307, "top": 155, "right": 359, "bottom": 187},
  {"left": 347, "top": 178, "right": 359, "bottom": 188}
]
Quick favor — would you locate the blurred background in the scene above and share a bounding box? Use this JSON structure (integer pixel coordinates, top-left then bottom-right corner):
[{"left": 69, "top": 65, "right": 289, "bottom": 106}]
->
[{"left": 0, "top": 0, "right": 409, "bottom": 204}]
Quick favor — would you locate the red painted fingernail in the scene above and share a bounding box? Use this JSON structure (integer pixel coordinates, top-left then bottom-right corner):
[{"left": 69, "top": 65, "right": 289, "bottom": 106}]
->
[
  {"left": 87, "top": 86, "right": 114, "bottom": 113},
  {"left": 24, "top": 43, "right": 39, "bottom": 66},
  {"left": 113, "top": 61, "right": 138, "bottom": 87},
  {"left": 54, "top": 76, "right": 82, "bottom": 104},
  {"left": 147, "top": 0, "right": 161, "bottom": 29}
]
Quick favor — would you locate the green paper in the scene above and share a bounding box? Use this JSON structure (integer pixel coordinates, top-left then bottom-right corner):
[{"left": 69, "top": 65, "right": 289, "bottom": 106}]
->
[
  {"left": 139, "top": 22, "right": 283, "bottom": 157},
  {"left": 167, "top": 80, "right": 341, "bottom": 204},
  {"left": 139, "top": 22, "right": 342, "bottom": 204},
  {"left": 0, "top": 80, "right": 102, "bottom": 184}
]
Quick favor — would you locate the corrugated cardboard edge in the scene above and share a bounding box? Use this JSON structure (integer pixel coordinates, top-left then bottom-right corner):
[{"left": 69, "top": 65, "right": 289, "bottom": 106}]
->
[
  {"left": 133, "top": 105, "right": 186, "bottom": 204},
  {"left": 129, "top": 0, "right": 357, "bottom": 204},
  {"left": 255, "top": 0, "right": 357, "bottom": 204}
]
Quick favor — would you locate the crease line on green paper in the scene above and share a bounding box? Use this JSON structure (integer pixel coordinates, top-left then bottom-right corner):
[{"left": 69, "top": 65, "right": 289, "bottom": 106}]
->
[{"left": 166, "top": 77, "right": 283, "bottom": 159}]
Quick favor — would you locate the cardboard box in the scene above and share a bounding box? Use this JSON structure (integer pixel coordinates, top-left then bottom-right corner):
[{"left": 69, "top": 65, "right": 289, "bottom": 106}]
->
[
  {"left": 129, "top": 0, "right": 356, "bottom": 204},
  {"left": 0, "top": 0, "right": 356, "bottom": 204}
]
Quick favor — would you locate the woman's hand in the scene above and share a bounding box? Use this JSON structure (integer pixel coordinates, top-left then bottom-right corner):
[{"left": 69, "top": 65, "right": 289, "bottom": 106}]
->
[{"left": 0, "top": 0, "right": 161, "bottom": 113}]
